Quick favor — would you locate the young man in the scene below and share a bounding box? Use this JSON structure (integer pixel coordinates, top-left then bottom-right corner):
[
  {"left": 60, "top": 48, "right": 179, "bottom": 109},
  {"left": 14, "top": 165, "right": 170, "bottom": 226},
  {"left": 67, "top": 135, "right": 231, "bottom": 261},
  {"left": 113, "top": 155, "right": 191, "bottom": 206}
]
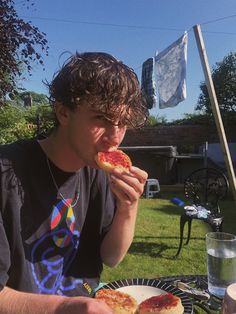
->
[{"left": 0, "top": 52, "right": 148, "bottom": 313}]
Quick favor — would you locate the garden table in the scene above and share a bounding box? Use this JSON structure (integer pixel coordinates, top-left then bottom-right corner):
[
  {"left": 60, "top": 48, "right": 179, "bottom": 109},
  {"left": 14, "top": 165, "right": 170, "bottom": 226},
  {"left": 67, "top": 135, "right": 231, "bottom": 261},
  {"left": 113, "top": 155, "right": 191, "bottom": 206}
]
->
[{"left": 158, "top": 274, "right": 222, "bottom": 313}]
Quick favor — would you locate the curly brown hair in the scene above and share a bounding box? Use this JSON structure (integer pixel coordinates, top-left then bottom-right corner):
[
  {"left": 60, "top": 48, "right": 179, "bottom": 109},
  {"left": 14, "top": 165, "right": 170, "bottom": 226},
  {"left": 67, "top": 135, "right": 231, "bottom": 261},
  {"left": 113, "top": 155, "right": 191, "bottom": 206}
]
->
[{"left": 47, "top": 52, "right": 148, "bottom": 128}]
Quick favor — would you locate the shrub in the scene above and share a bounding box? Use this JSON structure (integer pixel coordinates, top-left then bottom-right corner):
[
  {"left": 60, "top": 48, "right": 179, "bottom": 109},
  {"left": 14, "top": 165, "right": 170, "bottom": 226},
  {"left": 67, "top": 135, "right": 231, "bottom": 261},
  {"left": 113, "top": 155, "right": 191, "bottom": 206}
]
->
[{"left": 0, "top": 103, "right": 53, "bottom": 144}]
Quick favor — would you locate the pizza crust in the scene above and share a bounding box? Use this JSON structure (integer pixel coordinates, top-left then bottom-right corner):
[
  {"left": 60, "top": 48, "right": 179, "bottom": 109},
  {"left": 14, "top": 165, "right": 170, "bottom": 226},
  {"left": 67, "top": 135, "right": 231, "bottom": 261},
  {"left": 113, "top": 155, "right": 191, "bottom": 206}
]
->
[{"left": 95, "top": 289, "right": 138, "bottom": 314}]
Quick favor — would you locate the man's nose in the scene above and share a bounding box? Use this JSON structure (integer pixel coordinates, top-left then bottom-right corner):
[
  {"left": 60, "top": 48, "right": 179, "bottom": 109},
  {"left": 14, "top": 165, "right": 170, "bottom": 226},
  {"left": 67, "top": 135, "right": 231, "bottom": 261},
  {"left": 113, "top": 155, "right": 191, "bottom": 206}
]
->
[
  {"left": 104, "top": 124, "right": 125, "bottom": 146},
  {"left": 109, "top": 123, "right": 125, "bottom": 135}
]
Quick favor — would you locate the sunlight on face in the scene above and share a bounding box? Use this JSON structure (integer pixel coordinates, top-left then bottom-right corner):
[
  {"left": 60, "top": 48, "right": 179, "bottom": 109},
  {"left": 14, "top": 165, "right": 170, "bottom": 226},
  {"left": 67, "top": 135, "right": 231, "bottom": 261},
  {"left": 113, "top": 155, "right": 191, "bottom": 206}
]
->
[
  {"left": 87, "top": 109, "right": 127, "bottom": 148},
  {"left": 65, "top": 105, "right": 127, "bottom": 167}
]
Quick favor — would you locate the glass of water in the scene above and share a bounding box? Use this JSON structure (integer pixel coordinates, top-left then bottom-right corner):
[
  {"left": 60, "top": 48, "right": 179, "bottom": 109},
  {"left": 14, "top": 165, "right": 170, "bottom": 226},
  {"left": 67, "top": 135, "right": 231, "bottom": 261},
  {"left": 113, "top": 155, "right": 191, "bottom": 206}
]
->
[{"left": 206, "top": 232, "right": 236, "bottom": 298}]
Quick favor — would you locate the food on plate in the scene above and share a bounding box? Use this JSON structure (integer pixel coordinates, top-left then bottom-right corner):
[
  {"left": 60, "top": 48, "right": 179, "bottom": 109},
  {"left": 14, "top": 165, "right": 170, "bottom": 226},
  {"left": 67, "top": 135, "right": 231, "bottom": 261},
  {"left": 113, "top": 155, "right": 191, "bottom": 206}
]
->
[
  {"left": 95, "top": 149, "right": 132, "bottom": 173},
  {"left": 138, "top": 293, "right": 184, "bottom": 314},
  {"left": 95, "top": 288, "right": 138, "bottom": 314}
]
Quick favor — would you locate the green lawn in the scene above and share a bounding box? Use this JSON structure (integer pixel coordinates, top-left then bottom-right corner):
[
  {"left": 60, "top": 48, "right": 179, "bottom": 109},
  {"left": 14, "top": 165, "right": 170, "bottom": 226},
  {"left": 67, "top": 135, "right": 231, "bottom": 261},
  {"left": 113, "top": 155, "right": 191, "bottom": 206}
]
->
[{"left": 101, "top": 192, "right": 236, "bottom": 283}]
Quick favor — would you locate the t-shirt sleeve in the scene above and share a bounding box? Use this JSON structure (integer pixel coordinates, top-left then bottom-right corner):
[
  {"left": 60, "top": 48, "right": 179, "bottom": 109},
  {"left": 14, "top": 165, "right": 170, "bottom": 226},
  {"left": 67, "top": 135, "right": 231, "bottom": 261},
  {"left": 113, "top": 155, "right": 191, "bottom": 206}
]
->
[
  {"left": 0, "top": 156, "right": 12, "bottom": 291},
  {"left": 0, "top": 212, "right": 10, "bottom": 291}
]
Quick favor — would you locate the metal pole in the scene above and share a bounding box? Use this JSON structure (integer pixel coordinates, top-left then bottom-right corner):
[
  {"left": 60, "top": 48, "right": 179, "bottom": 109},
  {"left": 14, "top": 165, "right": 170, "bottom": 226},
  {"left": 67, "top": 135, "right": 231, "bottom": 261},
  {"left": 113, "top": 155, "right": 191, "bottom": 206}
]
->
[
  {"left": 193, "top": 24, "right": 236, "bottom": 203},
  {"left": 203, "top": 141, "right": 208, "bottom": 168}
]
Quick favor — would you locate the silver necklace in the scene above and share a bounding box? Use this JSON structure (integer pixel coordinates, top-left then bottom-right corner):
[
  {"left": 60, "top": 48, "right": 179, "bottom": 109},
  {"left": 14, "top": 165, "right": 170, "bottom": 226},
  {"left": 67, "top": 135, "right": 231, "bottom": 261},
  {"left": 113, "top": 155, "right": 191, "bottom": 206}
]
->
[{"left": 46, "top": 157, "right": 80, "bottom": 208}]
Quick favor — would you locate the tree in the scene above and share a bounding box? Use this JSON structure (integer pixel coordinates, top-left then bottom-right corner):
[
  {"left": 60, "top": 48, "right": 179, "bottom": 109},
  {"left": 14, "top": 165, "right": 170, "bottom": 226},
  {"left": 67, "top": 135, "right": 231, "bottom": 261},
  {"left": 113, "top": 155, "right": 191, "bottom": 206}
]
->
[
  {"left": 196, "top": 52, "right": 236, "bottom": 114},
  {"left": 146, "top": 114, "right": 168, "bottom": 126},
  {"left": 10, "top": 90, "right": 49, "bottom": 106},
  {"left": 172, "top": 112, "right": 213, "bottom": 125},
  {"left": 0, "top": 103, "right": 53, "bottom": 144},
  {"left": 0, "top": 0, "right": 48, "bottom": 104}
]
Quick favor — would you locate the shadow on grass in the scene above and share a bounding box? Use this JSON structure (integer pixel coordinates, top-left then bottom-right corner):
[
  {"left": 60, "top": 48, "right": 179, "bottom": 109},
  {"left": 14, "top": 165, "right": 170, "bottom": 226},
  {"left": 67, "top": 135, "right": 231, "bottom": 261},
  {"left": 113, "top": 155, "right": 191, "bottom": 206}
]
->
[
  {"left": 134, "top": 235, "right": 206, "bottom": 241},
  {"left": 148, "top": 204, "right": 184, "bottom": 216},
  {"left": 129, "top": 241, "right": 171, "bottom": 258},
  {"left": 145, "top": 196, "right": 236, "bottom": 225},
  {"left": 129, "top": 236, "right": 206, "bottom": 260}
]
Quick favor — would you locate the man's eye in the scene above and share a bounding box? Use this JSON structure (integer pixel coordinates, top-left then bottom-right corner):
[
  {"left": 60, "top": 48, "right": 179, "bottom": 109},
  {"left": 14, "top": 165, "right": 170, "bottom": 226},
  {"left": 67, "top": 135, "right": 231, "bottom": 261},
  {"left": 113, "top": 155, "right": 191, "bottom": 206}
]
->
[
  {"left": 95, "top": 115, "right": 106, "bottom": 121},
  {"left": 94, "top": 115, "right": 128, "bottom": 127}
]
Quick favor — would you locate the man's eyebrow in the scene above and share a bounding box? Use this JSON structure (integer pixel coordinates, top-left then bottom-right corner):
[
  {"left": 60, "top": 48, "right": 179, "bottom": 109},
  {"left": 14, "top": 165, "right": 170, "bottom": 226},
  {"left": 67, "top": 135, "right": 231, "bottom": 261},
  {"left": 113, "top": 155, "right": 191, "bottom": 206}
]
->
[
  {"left": 89, "top": 107, "right": 130, "bottom": 121},
  {"left": 89, "top": 110, "right": 104, "bottom": 115},
  {"left": 90, "top": 109, "right": 113, "bottom": 117}
]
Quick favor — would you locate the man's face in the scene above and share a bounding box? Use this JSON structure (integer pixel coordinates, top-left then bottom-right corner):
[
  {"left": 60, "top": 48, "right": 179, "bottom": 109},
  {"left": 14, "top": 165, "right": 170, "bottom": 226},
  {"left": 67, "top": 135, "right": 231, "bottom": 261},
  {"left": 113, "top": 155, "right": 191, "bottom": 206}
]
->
[{"left": 61, "top": 105, "right": 127, "bottom": 168}]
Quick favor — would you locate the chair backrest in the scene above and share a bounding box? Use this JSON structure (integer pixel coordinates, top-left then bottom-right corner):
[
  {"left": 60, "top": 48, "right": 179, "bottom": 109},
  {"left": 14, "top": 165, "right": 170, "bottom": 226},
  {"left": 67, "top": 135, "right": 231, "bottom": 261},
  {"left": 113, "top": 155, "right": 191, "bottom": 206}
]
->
[
  {"left": 144, "top": 178, "right": 160, "bottom": 198},
  {"left": 184, "top": 167, "right": 229, "bottom": 213}
]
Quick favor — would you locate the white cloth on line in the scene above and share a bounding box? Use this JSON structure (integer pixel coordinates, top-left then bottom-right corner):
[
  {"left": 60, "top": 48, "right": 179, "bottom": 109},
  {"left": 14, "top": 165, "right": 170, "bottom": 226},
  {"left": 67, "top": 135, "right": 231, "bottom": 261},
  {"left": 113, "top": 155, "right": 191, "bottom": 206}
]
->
[{"left": 155, "top": 32, "right": 188, "bottom": 109}]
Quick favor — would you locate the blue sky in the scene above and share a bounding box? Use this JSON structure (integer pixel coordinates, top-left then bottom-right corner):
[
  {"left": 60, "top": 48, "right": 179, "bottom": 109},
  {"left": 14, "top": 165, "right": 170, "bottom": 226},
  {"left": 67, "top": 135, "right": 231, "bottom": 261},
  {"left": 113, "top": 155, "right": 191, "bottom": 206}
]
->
[{"left": 16, "top": 0, "right": 236, "bottom": 121}]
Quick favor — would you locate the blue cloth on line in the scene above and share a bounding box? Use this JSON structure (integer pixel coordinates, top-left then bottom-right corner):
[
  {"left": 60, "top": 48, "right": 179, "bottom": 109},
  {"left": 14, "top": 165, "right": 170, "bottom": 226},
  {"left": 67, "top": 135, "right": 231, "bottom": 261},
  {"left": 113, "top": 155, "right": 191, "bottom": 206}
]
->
[{"left": 141, "top": 57, "right": 157, "bottom": 109}]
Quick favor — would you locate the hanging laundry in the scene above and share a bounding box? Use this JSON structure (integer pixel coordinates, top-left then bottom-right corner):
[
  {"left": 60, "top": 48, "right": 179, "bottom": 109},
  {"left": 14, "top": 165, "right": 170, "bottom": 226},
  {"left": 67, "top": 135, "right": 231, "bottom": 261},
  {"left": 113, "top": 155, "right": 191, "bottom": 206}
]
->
[
  {"left": 141, "top": 57, "right": 158, "bottom": 109},
  {"left": 155, "top": 32, "right": 188, "bottom": 109}
]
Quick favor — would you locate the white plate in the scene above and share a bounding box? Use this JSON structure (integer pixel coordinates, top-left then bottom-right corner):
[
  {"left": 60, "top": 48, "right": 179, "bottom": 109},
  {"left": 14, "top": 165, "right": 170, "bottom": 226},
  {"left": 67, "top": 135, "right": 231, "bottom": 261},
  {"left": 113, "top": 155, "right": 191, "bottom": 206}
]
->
[
  {"left": 98, "top": 278, "right": 193, "bottom": 314},
  {"left": 117, "top": 284, "right": 167, "bottom": 303}
]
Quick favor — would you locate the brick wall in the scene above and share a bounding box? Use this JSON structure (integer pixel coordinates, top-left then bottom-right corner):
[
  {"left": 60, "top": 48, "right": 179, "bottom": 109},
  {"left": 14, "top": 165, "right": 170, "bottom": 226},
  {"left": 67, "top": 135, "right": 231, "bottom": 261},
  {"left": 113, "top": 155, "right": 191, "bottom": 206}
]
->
[
  {"left": 122, "top": 125, "right": 236, "bottom": 153},
  {"left": 121, "top": 125, "right": 236, "bottom": 184}
]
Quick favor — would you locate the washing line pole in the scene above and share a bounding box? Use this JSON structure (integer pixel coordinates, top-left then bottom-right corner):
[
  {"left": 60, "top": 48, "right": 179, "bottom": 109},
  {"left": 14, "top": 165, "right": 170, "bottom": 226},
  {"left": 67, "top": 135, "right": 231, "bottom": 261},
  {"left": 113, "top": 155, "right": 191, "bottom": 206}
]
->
[{"left": 193, "top": 24, "right": 236, "bottom": 203}]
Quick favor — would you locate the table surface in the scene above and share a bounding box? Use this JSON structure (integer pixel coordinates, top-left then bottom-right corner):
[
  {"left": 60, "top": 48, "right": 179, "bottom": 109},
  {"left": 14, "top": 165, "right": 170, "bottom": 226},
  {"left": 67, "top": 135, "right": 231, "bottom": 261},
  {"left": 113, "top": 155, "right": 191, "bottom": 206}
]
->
[{"left": 158, "top": 275, "right": 222, "bottom": 314}]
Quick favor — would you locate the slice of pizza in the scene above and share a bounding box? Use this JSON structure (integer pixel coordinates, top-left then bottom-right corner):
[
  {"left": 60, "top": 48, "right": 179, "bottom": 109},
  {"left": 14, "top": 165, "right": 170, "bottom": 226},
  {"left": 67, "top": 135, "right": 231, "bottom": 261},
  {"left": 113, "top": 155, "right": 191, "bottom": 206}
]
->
[
  {"left": 138, "top": 293, "right": 184, "bottom": 314},
  {"left": 95, "top": 289, "right": 138, "bottom": 314},
  {"left": 95, "top": 149, "right": 132, "bottom": 173}
]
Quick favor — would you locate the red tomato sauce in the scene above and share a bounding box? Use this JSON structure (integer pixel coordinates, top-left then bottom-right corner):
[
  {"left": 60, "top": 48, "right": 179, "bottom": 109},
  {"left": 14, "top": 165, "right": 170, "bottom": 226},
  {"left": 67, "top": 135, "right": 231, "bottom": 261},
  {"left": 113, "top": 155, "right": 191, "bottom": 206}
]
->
[
  {"left": 98, "top": 151, "right": 130, "bottom": 168},
  {"left": 139, "top": 293, "right": 178, "bottom": 310}
]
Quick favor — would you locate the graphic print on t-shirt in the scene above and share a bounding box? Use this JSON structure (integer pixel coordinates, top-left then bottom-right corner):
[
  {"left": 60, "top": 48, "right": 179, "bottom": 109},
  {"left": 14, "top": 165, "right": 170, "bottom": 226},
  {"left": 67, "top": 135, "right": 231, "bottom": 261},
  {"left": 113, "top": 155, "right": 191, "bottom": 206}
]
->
[
  {"left": 51, "top": 198, "right": 76, "bottom": 248},
  {"left": 30, "top": 199, "right": 82, "bottom": 295}
]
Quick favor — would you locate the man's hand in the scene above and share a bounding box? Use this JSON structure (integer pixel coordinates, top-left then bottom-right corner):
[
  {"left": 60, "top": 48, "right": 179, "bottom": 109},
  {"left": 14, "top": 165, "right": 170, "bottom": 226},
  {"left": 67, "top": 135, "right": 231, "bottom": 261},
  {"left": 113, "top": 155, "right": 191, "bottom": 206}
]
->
[
  {"left": 0, "top": 287, "right": 114, "bottom": 314},
  {"left": 56, "top": 296, "right": 114, "bottom": 314},
  {"left": 109, "top": 166, "right": 148, "bottom": 208}
]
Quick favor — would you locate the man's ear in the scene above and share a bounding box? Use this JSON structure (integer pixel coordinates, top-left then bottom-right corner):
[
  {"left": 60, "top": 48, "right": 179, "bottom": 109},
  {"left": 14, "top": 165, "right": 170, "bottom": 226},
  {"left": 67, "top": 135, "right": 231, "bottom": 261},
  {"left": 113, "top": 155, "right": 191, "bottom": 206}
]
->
[{"left": 54, "top": 102, "right": 70, "bottom": 126}]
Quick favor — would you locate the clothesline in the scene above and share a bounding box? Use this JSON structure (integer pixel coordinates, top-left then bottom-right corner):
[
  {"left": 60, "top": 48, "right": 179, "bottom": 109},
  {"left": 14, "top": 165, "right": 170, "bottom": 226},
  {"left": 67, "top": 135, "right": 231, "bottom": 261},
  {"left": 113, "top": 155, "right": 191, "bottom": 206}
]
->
[{"left": 19, "top": 13, "right": 236, "bottom": 34}]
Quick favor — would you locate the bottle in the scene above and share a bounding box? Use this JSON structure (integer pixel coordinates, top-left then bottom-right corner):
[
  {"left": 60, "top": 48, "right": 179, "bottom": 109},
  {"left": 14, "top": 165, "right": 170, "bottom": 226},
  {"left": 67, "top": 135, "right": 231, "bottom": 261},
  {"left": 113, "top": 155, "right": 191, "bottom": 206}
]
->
[{"left": 171, "top": 197, "right": 185, "bottom": 206}]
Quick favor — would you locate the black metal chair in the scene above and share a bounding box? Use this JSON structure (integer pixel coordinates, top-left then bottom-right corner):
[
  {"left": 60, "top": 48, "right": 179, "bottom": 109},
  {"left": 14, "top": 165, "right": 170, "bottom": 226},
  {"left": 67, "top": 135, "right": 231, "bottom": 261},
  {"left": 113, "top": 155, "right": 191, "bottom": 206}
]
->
[{"left": 176, "top": 167, "right": 229, "bottom": 257}]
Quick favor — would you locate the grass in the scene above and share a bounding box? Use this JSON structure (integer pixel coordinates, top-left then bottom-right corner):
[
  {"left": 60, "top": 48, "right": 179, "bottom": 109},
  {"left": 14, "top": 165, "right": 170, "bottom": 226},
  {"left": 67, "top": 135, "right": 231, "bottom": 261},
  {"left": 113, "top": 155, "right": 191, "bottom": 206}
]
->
[{"left": 101, "top": 192, "right": 236, "bottom": 283}]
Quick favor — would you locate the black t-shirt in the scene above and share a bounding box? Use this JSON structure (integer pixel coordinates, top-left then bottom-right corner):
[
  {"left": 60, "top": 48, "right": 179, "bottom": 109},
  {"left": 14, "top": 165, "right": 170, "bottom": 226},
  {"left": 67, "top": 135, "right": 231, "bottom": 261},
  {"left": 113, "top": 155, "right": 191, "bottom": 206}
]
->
[{"left": 0, "top": 139, "right": 115, "bottom": 297}]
